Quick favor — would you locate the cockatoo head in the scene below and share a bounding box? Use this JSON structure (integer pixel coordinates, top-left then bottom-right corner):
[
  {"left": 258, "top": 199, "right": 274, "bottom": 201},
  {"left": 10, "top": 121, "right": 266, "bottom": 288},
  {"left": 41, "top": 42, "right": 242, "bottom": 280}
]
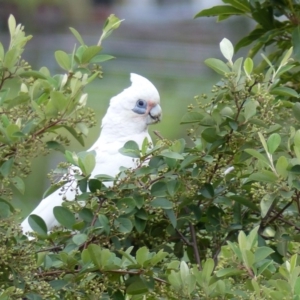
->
[{"left": 101, "top": 73, "right": 162, "bottom": 135}]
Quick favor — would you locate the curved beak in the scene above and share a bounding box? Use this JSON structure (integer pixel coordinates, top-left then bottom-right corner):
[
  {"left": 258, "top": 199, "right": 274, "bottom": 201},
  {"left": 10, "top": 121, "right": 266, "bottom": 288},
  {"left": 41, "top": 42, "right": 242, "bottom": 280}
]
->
[{"left": 147, "top": 104, "right": 162, "bottom": 125}]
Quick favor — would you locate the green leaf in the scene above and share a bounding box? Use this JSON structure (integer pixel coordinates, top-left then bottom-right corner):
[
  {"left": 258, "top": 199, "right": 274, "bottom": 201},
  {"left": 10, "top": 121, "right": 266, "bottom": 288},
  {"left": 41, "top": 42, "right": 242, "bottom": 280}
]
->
[
  {"left": 8, "top": 14, "right": 16, "bottom": 36},
  {"left": 160, "top": 150, "right": 184, "bottom": 160},
  {"left": 292, "top": 26, "right": 300, "bottom": 62},
  {"left": 230, "top": 195, "right": 259, "bottom": 212},
  {"left": 81, "top": 45, "right": 102, "bottom": 64},
  {"left": 80, "top": 152, "right": 96, "bottom": 176},
  {"left": 119, "top": 140, "right": 140, "bottom": 158},
  {"left": 267, "top": 133, "right": 281, "bottom": 154},
  {"left": 69, "top": 27, "right": 85, "bottom": 45},
  {"left": 87, "top": 244, "right": 102, "bottom": 269},
  {"left": 0, "top": 158, "right": 14, "bottom": 177},
  {"left": 136, "top": 247, "right": 150, "bottom": 266},
  {"left": 46, "top": 141, "right": 65, "bottom": 153},
  {"left": 202, "top": 258, "right": 214, "bottom": 281},
  {"left": 248, "top": 170, "right": 278, "bottom": 183},
  {"left": 50, "top": 91, "right": 68, "bottom": 111},
  {"left": 202, "top": 127, "right": 219, "bottom": 143},
  {"left": 276, "top": 156, "right": 289, "bottom": 178},
  {"left": 72, "top": 233, "right": 87, "bottom": 245},
  {"left": 28, "top": 214, "right": 48, "bottom": 235},
  {"left": 114, "top": 217, "right": 133, "bottom": 233},
  {"left": 3, "top": 48, "right": 19, "bottom": 69},
  {"left": 258, "top": 132, "right": 268, "bottom": 154},
  {"left": 244, "top": 149, "right": 268, "bottom": 165},
  {"left": 164, "top": 209, "right": 177, "bottom": 228},
  {"left": 62, "top": 126, "right": 85, "bottom": 146},
  {"left": 150, "top": 198, "right": 173, "bottom": 209},
  {"left": 181, "top": 112, "right": 205, "bottom": 124},
  {"left": 271, "top": 87, "right": 299, "bottom": 98},
  {"left": 243, "top": 57, "right": 253, "bottom": 77},
  {"left": 98, "top": 214, "right": 110, "bottom": 234},
  {"left": 200, "top": 183, "right": 214, "bottom": 198},
  {"left": 11, "top": 176, "right": 25, "bottom": 194},
  {"left": 0, "top": 42, "right": 4, "bottom": 61},
  {"left": 204, "top": 58, "right": 231, "bottom": 75},
  {"left": 53, "top": 206, "right": 76, "bottom": 229},
  {"left": 220, "top": 38, "right": 234, "bottom": 63},
  {"left": 117, "top": 197, "right": 136, "bottom": 214},
  {"left": 293, "top": 103, "right": 300, "bottom": 122},
  {"left": 18, "top": 70, "right": 47, "bottom": 79},
  {"left": 101, "top": 14, "right": 123, "bottom": 41},
  {"left": 222, "top": 0, "right": 250, "bottom": 12},
  {"left": 126, "top": 277, "right": 148, "bottom": 295},
  {"left": 90, "top": 54, "right": 115, "bottom": 63},
  {"left": 42, "top": 181, "right": 67, "bottom": 199},
  {"left": 150, "top": 249, "right": 168, "bottom": 266},
  {"left": 216, "top": 267, "right": 243, "bottom": 277},
  {"left": 194, "top": 5, "right": 244, "bottom": 18},
  {"left": 54, "top": 50, "right": 71, "bottom": 71},
  {"left": 254, "top": 247, "right": 274, "bottom": 262}
]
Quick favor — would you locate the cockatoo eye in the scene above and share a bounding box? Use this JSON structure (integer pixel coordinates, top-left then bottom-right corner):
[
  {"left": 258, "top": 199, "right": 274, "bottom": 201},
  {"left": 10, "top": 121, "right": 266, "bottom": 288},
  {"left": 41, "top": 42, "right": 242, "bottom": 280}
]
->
[{"left": 132, "top": 99, "right": 147, "bottom": 114}]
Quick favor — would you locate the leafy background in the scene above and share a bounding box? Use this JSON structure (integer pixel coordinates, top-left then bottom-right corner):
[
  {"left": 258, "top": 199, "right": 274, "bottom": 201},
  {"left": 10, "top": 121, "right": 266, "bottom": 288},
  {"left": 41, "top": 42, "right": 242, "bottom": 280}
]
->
[{"left": 0, "top": 0, "right": 251, "bottom": 214}]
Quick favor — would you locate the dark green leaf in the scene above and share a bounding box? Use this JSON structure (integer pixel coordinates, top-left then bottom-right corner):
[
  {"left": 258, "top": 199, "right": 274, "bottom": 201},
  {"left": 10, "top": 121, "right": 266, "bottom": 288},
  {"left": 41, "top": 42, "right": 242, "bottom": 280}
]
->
[
  {"left": 46, "top": 141, "right": 65, "bottom": 152},
  {"left": 195, "top": 5, "right": 244, "bottom": 18},
  {"left": 164, "top": 209, "right": 177, "bottom": 228},
  {"left": 0, "top": 158, "right": 14, "bottom": 177},
  {"left": 150, "top": 181, "right": 167, "bottom": 197},
  {"left": 62, "top": 126, "right": 85, "bottom": 146},
  {"left": 53, "top": 206, "right": 76, "bottom": 229},
  {"left": 134, "top": 217, "right": 147, "bottom": 233},
  {"left": 150, "top": 198, "right": 173, "bottom": 209},
  {"left": 28, "top": 214, "right": 48, "bottom": 235},
  {"left": 200, "top": 183, "right": 214, "bottom": 198},
  {"left": 126, "top": 277, "right": 148, "bottom": 295},
  {"left": 202, "top": 128, "right": 219, "bottom": 143},
  {"left": 290, "top": 165, "right": 300, "bottom": 174},
  {"left": 49, "top": 279, "right": 68, "bottom": 291},
  {"left": 42, "top": 181, "right": 68, "bottom": 199},
  {"left": 117, "top": 197, "right": 136, "bottom": 214},
  {"left": 292, "top": 26, "right": 300, "bottom": 62},
  {"left": 11, "top": 176, "right": 25, "bottom": 194},
  {"left": 222, "top": 0, "right": 250, "bottom": 12},
  {"left": 114, "top": 217, "right": 133, "bottom": 233},
  {"left": 230, "top": 195, "right": 259, "bottom": 212},
  {"left": 293, "top": 103, "right": 300, "bottom": 122}
]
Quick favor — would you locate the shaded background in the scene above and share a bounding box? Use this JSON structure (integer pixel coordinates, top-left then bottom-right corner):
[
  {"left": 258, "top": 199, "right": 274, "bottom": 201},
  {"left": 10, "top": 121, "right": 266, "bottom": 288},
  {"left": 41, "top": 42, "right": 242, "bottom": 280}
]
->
[{"left": 0, "top": 0, "right": 251, "bottom": 214}]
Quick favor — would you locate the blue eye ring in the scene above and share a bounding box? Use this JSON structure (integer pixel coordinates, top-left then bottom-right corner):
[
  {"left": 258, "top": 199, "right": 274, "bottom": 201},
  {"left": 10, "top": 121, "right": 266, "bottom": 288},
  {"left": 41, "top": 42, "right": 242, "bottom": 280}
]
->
[
  {"left": 132, "top": 99, "right": 147, "bottom": 115},
  {"left": 137, "top": 99, "right": 146, "bottom": 107}
]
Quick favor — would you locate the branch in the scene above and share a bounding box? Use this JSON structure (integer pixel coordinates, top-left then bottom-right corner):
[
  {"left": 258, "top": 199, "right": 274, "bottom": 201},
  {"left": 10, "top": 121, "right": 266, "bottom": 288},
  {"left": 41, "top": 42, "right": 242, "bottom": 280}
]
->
[{"left": 189, "top": 222, "right": 202, "bottom": 270}]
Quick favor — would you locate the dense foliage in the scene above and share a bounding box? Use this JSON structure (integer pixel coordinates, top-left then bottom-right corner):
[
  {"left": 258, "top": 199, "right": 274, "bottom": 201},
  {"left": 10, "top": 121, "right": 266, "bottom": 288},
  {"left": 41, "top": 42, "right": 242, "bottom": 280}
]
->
[{"left": 2, "top": 1, "right": 300, "bottom": 298}]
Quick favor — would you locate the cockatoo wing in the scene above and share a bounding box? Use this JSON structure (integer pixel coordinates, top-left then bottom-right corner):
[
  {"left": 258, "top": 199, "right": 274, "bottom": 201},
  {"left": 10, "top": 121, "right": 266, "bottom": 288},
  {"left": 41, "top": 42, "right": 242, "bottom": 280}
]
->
[{"left": 21, "top": 73, "right": 161, "bottom": 235}]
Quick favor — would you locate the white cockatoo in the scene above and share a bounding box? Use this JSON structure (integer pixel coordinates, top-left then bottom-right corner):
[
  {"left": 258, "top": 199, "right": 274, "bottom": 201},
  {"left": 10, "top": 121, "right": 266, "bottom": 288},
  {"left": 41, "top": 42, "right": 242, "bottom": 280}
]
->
[{"left": 21, "top": 73, "right": 161, "bottom": 235}]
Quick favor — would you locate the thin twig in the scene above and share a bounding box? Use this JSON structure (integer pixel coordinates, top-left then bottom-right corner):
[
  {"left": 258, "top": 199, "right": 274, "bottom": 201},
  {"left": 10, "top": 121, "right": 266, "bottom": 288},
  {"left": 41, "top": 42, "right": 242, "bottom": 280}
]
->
[{"left": 153, "top": 130, "right": 164, "bottom": 140}]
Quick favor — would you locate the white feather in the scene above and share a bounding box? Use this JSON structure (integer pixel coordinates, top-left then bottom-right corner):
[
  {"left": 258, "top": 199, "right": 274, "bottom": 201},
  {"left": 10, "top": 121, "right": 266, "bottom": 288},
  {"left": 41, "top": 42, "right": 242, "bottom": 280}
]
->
[{"left": 21, "top": 73, "right": 161, "bottom": 235}]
